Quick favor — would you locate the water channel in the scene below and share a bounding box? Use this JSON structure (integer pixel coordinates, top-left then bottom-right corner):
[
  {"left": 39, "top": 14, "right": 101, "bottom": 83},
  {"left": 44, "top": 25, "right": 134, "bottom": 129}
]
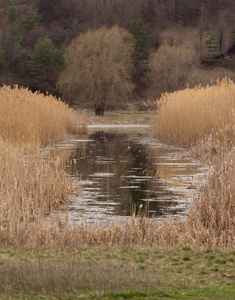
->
[{"left": 47, "top": 125, "right": 208, "bottom": 226}]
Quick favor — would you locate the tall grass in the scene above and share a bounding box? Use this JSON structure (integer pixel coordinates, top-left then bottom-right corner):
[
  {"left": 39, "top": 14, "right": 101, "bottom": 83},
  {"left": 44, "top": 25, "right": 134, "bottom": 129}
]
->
[
  {"left": 154, "top": 78, "right": 235, "bottom": 149},
  {"left": 0, "top": 83, "right": 233, "bottom": 249},
  {"left": 0, "top": 86, "right": 85, "bottom": 245},
  {"left": 0, "top": 85, "right": 83, "bottom": 151},
  {"left": 153, "top": 78, "right": 235, "bottom": 248}
]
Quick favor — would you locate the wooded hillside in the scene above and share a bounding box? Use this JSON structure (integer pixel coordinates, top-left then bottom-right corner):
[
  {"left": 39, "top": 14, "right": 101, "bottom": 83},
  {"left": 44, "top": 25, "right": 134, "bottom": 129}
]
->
[{"left": 0, "top": 0, "right": 234, "bottom": 108}]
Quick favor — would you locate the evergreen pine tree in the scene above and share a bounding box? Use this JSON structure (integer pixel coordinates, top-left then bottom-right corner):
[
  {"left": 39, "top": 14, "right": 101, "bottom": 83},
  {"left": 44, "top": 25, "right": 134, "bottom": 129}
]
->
[
  {"left": 7, "top": 5, "right": 17, "bottom": 23},
  {"left": 231, "top": 27, "right": 235, "bottom": 47},
  {"left": 129, "top": 18, "right": 150, "bottom": 61},
  {"left": 21, "top": 6, "right": 43, "bottom": 31},
  {"left": 27, "top": 36, "right": 64, "bottom": 83},
  {"left": 8, "top": 23, "right": 23, "bottom": 46},
  {"left": 128, "top": 18, "right": 150, "bottom": 85},
  {"left": 204, "top": 27, "right": 218, "bottom": 57},
  {"left": 0, "top": 44, "right": 7, "bottom": 75}
]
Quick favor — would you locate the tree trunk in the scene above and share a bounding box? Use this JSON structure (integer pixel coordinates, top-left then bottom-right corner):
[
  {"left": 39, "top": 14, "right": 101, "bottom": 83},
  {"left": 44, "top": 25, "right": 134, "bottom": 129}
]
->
[{"left": 95, "top": 105, "right": 104, "bottom": 115}]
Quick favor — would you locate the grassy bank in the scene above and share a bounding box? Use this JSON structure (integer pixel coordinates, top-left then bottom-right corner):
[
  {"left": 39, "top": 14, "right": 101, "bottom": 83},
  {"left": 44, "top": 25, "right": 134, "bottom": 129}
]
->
[
  {"left": 85, "top": 107, "right": 155, "bottom": 125},
  {"left": 0, "top": 246, "right": 234, "bottom": 299}
]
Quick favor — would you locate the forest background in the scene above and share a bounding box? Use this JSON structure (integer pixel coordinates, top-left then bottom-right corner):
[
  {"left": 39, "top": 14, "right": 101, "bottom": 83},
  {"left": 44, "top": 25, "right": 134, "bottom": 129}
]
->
[{"left": 0, "top": 0, "right": 235, "bottom": 112}]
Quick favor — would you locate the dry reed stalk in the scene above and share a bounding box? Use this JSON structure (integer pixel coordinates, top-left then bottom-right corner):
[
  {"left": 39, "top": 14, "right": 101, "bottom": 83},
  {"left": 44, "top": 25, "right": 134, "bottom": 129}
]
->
[
  {"left": 1, "top": 159, "right": 233, "bottom": 249},
  {"left": 154, "top": 78, "right": 235, "bottom": 148},
  {"left": 0, "top": 85, "right": 86, "bottom": 151},
  {"left": 151, "top": 78, "right": 235, "bottom": 248},
  {"left": 0, "top": 86, "right": 85, "bottom": 246},
  {"left": 184, "top": 149, "right": 235, "bottom": 248},
  {"left": 2, "top": 161, "right": 234, "bottom": 249},
  {"left": 0, "top": 83, "right": 234, "bottom": 249}
]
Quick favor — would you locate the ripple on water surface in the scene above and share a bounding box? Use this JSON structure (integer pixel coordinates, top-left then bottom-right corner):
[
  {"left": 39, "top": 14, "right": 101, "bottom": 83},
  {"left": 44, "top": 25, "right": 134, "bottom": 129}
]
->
[{"left": 44, "top": 125, "right": 207, "bottom": 226}]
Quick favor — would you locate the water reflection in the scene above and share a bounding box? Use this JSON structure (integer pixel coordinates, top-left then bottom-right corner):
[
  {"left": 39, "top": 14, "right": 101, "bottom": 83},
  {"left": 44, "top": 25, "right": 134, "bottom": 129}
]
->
[{"left": 63, "top": 128, "right": 208, "bottom": 225}]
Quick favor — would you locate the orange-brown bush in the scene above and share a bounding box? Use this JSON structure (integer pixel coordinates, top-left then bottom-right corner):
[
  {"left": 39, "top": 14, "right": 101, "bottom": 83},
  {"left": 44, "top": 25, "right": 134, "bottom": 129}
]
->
[{"left": 149, "top": 44, "right": 198, "bottom": 97}]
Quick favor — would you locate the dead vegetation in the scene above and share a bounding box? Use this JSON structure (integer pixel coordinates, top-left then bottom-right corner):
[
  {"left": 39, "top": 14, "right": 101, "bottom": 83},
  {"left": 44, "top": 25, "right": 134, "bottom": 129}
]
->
[
  {"left": 154, "top": 78, "right": 235, "bottom": 148},
  {"left": 0, "top": 82, "right": 234, "bottom": 249},
  {"left": 153, "top": 78, "right": 235, "bottom": 248},
  {"left": 0, "top": 86, "right": 85, "bottom": 246}
]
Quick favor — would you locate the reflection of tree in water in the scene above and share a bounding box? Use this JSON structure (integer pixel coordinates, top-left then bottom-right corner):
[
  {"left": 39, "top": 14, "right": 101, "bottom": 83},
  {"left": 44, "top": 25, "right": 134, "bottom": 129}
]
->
[
  {"left": 128, "top": 141, "right": 179, "bottom": 216},
  {"left": 128, "top": 140, "right": 153, "bottom": 212},
  {"left": 68, "top": 131, "right": 130, "bottom": 177},
  {"left": 90, "top": 131, "right": 132, "bottom": 174}
]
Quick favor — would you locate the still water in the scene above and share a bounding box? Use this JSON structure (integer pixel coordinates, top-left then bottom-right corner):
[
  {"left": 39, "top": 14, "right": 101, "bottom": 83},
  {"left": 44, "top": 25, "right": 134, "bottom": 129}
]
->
[{"left": 52, "top": 125, "right": 208, "bottom": 225}]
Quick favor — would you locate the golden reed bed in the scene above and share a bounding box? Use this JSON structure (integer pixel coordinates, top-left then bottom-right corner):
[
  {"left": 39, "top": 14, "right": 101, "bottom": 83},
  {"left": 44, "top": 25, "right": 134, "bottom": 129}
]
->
[{"left": 0, "top": 82, "right": 234, "bottom": 248}]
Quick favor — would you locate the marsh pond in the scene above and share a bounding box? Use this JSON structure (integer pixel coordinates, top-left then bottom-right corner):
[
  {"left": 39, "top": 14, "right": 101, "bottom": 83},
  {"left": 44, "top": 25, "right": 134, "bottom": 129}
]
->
[{"left": 45, "top": 124, "right": 208, "bottom": 225}]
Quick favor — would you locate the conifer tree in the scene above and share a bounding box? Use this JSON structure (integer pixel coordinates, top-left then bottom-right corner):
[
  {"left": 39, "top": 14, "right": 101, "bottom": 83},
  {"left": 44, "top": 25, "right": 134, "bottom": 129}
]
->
[
  {"left": 21, "top": 6, "right": 42, "bottom": 31},
  {"left": 27, "top": 36, "right": 64, "bottom": 83},
  {"left": 204, "top": 27, "right": 218, "bottom": 58},
  {"left": 232, "top": 27, "right": 235, "bottom": 47},
  {"left": 0, "top": 44, "right": 7, "bottom": 75},
  {"left": 128, "top": 18, "right": 150, "bottom": 85},
  {"left": 129, "top": 18, "right": 150, "bottom": 61},
  {"left": 8, "top": 23, "right": 23, "bottom": 46},
  {"left": 7, "top": 5, "right": 17, "bottom": 23}
]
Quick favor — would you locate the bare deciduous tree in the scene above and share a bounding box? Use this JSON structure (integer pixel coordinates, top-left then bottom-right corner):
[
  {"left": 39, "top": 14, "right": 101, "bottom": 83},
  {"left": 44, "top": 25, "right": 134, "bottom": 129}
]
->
[
  {"left": 58, "top": 26, "right": 134, "bottom": 115},
  {"left": 148, "top": 44, "right": 198, "bottom": 97}
]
